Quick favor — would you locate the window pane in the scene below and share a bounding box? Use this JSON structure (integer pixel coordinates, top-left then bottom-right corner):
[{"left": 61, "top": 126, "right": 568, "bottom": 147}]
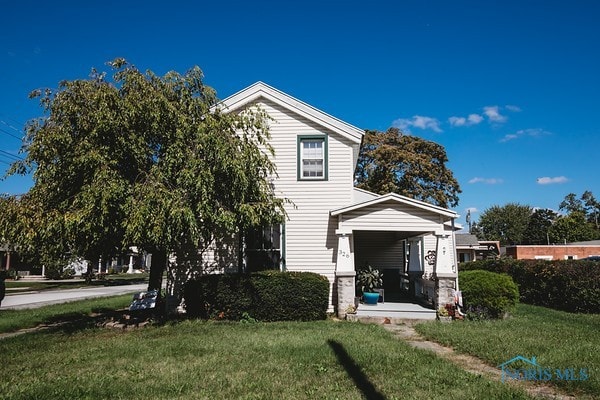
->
[{"left": 303, "top": 160, "right": 323, "bottom": 177}]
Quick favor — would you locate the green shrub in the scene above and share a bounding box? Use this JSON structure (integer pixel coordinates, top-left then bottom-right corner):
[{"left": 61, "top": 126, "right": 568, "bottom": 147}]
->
[
  {"left": 184, "top": 271, "right": 330, "bottom": 322},
  {"left": 459, "top": 270, "right": 519, "bottom": 319},
  {"left": 460, "top": 259, "right": 600, "bottom": 313}
]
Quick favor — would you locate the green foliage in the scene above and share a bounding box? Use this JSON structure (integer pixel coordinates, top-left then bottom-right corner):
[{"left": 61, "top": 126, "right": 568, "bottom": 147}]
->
[
  {"left": 458, "top": 270, "right": 519, "bottom": 319},
  {"left": 44, "top": 264, "right": 75, "bottom": 280},
  {"left": 3, "top": 60, "right": 286, "bottom": 295},
  {"left": 355, "top": 264, "right": 383, "bottom": 294},
  {"left": 184, "top": 271, "right": 329, "bottom": 321},
  {"left": 460, "top": 259, "right": 600, "bottom": 313},
  {"left": 477, "top": 203, "right": 532, "bottom": 245},
  {"left": 355, "top": 128, "right": 461, "bottom": 208},
  {"left": 548, "top": 211, "right": 599, "bottom": 243},
  {"left": 523, "top": 208, "right": 558, "bottom": 245}
]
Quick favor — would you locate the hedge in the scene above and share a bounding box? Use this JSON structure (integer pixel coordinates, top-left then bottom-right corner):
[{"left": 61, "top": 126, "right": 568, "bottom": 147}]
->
[
  {"left": 459, "top": 259, "right": 600, "bottom": 313},
  {"left": 458, "top": 270, "right": 519, "bottom": 319},
  {"left": 183, "top": 270, "right": 330, "bottom": 321}
]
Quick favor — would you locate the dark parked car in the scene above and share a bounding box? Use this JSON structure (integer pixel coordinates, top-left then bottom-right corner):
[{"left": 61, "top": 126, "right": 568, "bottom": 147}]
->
[{"left": 581, "top": 256, "right": 600, "bottom": 261}]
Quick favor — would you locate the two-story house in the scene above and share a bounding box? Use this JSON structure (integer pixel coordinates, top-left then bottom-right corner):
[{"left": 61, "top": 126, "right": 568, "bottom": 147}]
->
[{"left": 217, "top": 82, "right": 459, "bottom": 317}]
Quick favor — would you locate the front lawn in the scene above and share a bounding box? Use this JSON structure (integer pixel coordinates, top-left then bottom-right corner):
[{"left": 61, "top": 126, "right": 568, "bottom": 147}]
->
[
  {"left": 415, "top": 303, "right": 600, "bottom": 397},
  {"left": 1, "top": 319, "right": 532, "bottom": 399}
]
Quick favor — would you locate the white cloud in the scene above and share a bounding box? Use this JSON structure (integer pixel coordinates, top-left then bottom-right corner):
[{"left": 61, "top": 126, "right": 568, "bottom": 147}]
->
[
  {"left": 483, "top": 106, "right": 507, "bottom": 123},
  {"left": 537, "top": 176, "right": 568, "bottom": 185},
  {"left": 448, "top": 113, "right": 483, "bottom": 127},
  {"left": 505, "top": 104, "right": 522, "bottom": 112},
  {"left": 468, "top": 177, "right": 504, "bottom": 184},
  {"left": 466, "top": 207, "right": 479, "bottom": 214},
  {"left": 468, "top": 113, "right": 484, "bottom": 124},
  {"left": 448, "top": 116, "right": 466, "bottom": 127},
  {"left": 500, "top": 128, "right": 552, "bottom": 142},
  {"left": 393, "top": 115, "right": 442, "bottom": 133}
]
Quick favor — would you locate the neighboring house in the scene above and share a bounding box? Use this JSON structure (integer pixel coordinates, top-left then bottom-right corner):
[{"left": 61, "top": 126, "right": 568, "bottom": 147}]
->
[
  {"left": 455, "top": 233, "right": 500, "bottom": 263},
  {"left": 504, "top": 240, "right": 600, "bottom": 260},
  {"left": 210, "top": 82, "right": 459, "bottom": 317}
]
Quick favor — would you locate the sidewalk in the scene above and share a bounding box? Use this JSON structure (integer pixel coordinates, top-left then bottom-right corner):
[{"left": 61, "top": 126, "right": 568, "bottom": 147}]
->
[{"left": 1, "top": 283, "right": 148, "bottom": 310}]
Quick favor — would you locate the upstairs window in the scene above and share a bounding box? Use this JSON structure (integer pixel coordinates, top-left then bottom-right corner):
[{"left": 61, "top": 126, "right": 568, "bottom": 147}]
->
[{"left": 298, "top": 135, "right": 328, "bottom": 180}]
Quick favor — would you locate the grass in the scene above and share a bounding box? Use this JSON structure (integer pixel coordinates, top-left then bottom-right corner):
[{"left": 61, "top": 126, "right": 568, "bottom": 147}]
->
[
  {"left": 0, "top": 295, "right": 132, "bottom": 334},
  {"left": 415, "top": 303, "right": 600, "bottom": 397},
  {"left": 0, "top": 319, "right": 532, "bottom": 400},
  {"left": 5, "top": 273, "right": 148, "bottom": 293}
]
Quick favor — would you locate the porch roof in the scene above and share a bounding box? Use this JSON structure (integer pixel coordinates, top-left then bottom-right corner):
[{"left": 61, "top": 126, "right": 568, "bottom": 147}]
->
[{"left": 330, "top": 192, "right": 458, "bottom": 220}]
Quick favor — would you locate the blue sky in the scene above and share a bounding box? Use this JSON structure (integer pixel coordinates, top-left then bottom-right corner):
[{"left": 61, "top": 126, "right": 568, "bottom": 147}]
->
[{"left": 1, "top": 1, "right": 599, "bottom": 226}]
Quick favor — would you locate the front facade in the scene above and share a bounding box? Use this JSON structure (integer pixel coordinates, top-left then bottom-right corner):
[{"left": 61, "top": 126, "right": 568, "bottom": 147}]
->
[{"left": 219, "top": 82, "right": 459, "bottom": 316}]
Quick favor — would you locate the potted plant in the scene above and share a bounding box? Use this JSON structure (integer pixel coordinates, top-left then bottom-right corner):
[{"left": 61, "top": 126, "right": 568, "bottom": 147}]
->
[
  {"left": 356, "top": 265, "right": 383, "bottom": 305},
  {"left": 345, "top": 304, "right": 358, "bottom": 321},
  {"left": 437, "top": 304, "right": 453, "bottom": 322}
]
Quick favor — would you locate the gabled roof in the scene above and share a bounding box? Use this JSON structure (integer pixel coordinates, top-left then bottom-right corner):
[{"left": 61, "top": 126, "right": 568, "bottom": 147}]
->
[
  {"left": 455, "top": 234, "right": 480, "bottom": 246},
  {"left": 217, "top": 81, "right": 364, "bottom": 143},
  {"left": 330, "top": 192, "right": 458, "bottom": 219}
]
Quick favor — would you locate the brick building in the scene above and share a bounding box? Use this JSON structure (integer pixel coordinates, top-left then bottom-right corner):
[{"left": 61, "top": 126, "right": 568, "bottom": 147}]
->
[{"left": 504, "top": 240, "right": 600, "bottom": 260}]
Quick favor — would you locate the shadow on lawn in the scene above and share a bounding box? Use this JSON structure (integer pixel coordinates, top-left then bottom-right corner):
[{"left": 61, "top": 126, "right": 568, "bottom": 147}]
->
[
  {"left": 42, "top": 308, "right": 167, "bottom": 335},
  {"left": 328, "top": 340, "right": 386, "bottom": 400}
]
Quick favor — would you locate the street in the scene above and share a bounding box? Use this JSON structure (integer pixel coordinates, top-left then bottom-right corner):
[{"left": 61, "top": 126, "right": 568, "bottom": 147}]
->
[{"left": 1, "top": 283, "right": 148, "bottom": 310}]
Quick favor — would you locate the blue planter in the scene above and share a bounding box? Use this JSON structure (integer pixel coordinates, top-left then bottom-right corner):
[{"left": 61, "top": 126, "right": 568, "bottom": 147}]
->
[{"left": 363, "top": 292, "right": 380, "bottom": 305}]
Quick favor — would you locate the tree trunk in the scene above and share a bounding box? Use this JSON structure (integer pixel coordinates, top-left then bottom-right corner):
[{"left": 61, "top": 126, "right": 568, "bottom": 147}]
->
[
  {"left": 86, "top": 256, "right": 98, "bottom": 284},
  {"left": 148, "top": 249, "right": 167, "bottom": 291}
]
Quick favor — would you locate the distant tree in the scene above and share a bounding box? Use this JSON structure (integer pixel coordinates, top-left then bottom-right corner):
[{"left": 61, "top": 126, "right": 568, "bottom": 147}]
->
[
  {"left": 558, "top": 191, "right": 600, "bottom": 239},
  {"left": 559, "top": 193, "right": 585, "bottom": 214},
  {"left": 548, "top": 211, "right": 600, "bottom": 243},
  {"left": 477, "top": 203, "right": 532, "bottom": 245},
  {"left": 523, "top": 208, "right": 559, "bottom": 245},
  {"left": 581, "top": 190, "right": 600, "bottom": 229},
  {"left": 355, "top": 128, "right": 461, "bottom": 208}
]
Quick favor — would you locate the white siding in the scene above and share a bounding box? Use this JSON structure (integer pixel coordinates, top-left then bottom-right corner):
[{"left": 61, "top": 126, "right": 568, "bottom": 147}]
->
[
  {"left": 341, "top": 201, "right": 443, "bottom": 232},
  {"left": 257, "top": 99, "right": 359, "bottom": 288}
]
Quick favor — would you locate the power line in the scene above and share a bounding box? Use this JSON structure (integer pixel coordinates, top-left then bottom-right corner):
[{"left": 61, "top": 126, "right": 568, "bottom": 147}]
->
[
  {"left": 0, "top": 119, "right": 25, "bottom": 141},
  {"left": 0, "top": 149, "right": 24, "bottom": 161},
  {"left": 0, "top": 128, "right": 22, "bottom": 141}
]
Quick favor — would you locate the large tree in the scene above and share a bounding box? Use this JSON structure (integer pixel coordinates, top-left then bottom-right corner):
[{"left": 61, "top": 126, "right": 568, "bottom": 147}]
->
[
  {"left": 476, "top": 203, "right": 532, "bottom": 245},
  {"left": 6, "top": 60, "right": 285, "bottom": 303},
  {"left": 355, "top": 128, "right": 461, "bottom": 208},
  {"left": 560, "top": 191, "right": 600, "bottom": 230},
  {"left": 548, "top": 211, "right": 599, "bottom": 244},
  {"left": 523, "top": 208, "right": 559, "bottom": 245}
]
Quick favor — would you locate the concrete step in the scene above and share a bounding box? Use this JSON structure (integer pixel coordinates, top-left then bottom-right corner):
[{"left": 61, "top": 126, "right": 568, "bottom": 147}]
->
[{"left": 354, "top": 302, "right": 437, "bottom": 320}]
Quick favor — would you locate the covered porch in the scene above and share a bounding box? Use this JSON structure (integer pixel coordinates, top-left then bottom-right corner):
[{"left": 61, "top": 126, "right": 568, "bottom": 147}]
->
[{"left": 330, "top": 193, "right": 459, "bottom": 319}]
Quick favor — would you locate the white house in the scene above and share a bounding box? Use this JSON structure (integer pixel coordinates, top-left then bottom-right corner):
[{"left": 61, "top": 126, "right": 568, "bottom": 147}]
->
[{"left": 216, "top": 82, "right": 459, "bottom": 317}]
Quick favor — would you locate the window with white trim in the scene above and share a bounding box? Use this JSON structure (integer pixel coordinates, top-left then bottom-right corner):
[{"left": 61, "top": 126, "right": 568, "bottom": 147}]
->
[{"left": 298, "top": 136, "right": 327, "bottom": 180}]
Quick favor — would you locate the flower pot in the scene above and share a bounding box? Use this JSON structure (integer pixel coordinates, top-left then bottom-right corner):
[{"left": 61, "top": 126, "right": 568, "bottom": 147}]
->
[{"left": 363, "top": 292, "right": 380, "bottom": 305}]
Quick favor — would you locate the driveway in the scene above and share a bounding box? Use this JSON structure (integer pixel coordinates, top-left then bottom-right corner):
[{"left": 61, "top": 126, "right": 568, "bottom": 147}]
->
[{"left": 1, "top": 283, "right": 149, "bottom": 310}]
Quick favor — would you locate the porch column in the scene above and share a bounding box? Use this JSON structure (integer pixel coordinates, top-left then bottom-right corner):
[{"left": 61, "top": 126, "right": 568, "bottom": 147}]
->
[
  {"left": 335, "top": 229, "right": 355, "bottom": 318},
  {"left": 407, "top": 238, "right": 423, "bottom": 297},
  {"left": 434, "top": 234, "right": 457, "bottom": 308},
  {"left": 127, "top": 254, "right": 134, "bottom": 274}
]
